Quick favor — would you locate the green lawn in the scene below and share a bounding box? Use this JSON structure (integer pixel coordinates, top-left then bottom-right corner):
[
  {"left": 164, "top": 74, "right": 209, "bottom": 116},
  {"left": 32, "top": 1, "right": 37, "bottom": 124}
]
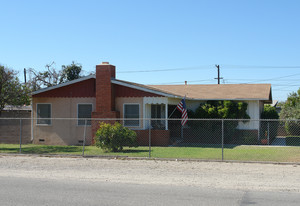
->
[{"left": 0, "top": 144, "right": 300, "bottom": 162}]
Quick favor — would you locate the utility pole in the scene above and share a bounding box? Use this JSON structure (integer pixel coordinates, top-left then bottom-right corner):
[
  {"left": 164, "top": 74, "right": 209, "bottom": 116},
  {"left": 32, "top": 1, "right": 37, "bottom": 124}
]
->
[
  {"left": 214, "top": 65, "right": 223, "bottom": 84},
  {"left": 24, "top": 68, "right": 27, "bottom": 83}
]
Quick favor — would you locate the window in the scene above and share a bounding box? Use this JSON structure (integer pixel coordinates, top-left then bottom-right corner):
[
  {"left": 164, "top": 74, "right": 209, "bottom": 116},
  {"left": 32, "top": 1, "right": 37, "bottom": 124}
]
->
[
  {"left": 37, "top": 104, "right": 51, "bottom": 125},
  {"left": 151, "top": 104, "right": 166, "bottom": 129},
  {"left": 78, "top": 104, "right": 92, "bottom": 125},
  {"left": 124, "top": 104, "right": 140, "bottom": 127}
]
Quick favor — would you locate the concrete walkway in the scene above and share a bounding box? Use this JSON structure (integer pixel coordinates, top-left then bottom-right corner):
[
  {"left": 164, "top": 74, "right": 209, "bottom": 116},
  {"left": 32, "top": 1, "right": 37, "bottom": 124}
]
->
[{"left": 271, "top": 137, "right": 286, "bottom": 146}]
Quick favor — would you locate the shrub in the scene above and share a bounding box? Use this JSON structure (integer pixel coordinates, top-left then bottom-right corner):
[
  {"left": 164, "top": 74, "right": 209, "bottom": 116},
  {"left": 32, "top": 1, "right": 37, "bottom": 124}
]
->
[
  {"left": 94, "top": 122, "right": 138, "bottom": 152},
  {"left": 261, "top": 105, "right": 279, "bottom": 119},
  {"left": 238, "top": 130, "right": 258, "bottom": 145},
  {"left": 285, "top": 120, "right": 300, "bottom": 136},
  {"left": 260, "top": 105, "right": 279, "bottom": 142},
  {"left": 243, "top": 135, "right": 258, "bottom": 145}
]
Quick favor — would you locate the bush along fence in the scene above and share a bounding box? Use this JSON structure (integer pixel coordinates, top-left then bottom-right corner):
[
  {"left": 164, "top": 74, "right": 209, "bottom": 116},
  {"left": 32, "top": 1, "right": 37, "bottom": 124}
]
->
[{"left": 0, "top": 118, "right": 300, "bottom": 162}]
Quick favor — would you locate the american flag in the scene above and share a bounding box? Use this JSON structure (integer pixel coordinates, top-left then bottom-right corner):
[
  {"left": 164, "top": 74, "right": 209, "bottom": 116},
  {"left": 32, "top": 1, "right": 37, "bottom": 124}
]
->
[{"left": 176, "top": 97, "right": 188, "bottom": 126}]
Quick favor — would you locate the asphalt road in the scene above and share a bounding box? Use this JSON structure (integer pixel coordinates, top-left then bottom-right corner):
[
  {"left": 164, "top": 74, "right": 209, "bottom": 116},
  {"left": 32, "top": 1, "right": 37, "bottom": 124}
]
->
[{"left": 1, "top": 176, "right": 299, "bottom": 206}]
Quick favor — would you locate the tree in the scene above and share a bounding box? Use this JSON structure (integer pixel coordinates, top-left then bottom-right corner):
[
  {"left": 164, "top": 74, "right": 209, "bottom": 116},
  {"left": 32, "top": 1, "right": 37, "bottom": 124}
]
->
[
  {"left": 189, "top": 100, "right": 250, "bottom": 119},
  {"left": 28, "top": 61, "right": 82, "bottom": 91},
  {"left": 279, "top": 88, "right": 300, "bottom": 135},
  {"left": 280, "top": 88, "right": 300, "bottom": 120},
  {"left": 260, "top": 104, "right": 279, "bottom": 142},
  {"left": 61, "top": 61, "right": 82, "bottom": 82},
  {"left": 28, "top": 62, "right": 62, "bottom": 91},
  {"left": 261, "top": 104, "right": 279, "bottom": 119},
  {"left": 0, "top": 65, "right": 30, "bottom": 116},
  {"left": 188, "top": 101, "right": 250, "bottom": 143}
]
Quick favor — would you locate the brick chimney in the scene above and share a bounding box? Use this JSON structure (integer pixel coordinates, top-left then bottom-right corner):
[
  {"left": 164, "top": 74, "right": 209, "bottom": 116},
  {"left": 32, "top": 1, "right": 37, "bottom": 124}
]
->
[
  {"left": 95, "top": 62, "right": 116, "bottom": 112},
  {"left": 91, "top": 62, "right": 120, "bottom": 140}
]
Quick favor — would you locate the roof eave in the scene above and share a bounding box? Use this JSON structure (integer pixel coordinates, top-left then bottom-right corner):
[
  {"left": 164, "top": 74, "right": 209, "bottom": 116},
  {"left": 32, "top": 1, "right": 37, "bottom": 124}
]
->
[
  {"left": 111, "top": 79, "right": 182, "bottom": 98},
  {"left": 31, "top": 75, "right": 96, "bottom": 96}
]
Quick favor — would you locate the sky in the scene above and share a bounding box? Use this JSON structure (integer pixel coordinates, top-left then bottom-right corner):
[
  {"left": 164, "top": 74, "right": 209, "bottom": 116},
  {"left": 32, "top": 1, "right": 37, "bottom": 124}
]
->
[{"left": 1, "top": 0, "right": 300, "bottom": 101}]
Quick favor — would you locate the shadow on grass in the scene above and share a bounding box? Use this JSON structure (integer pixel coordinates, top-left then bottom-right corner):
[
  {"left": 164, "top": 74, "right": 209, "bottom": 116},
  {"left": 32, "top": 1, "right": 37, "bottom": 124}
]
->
[
  {"left": 174, "top": 143, "right": 238, "bottom": 149},
  {"left": 0, "top": 147, "right": 21, "bottom": 152},
  {"left": 286, "top": 136, "right": 300, "bottom": 146},
  {"left": 117, "top": 149, "right": 149, "bottom": 154},
  {"left": 4, "top": 146, "right": 83, "bottom": 154}
]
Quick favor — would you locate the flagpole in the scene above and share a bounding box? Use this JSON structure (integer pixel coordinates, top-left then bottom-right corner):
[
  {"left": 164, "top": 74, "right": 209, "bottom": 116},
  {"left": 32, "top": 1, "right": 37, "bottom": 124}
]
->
[
  {"left": 168, "top": 106, "right": 177, "bottom": 118},
  {"left": 169, "top": 96, "right": 185, "bottom": 118},
  {"left": 175, "top": 96, "right": 188, "bottom": 142},
  {"left": 181, "top": 124, "right": 183, "bottom": 140}
]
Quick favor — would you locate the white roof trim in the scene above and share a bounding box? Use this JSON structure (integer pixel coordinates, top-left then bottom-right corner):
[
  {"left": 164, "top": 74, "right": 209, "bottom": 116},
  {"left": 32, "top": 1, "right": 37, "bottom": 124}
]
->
[
  {"left": 111, "top": 79, "right": 181, "bottom": 98},
  {"left": 31, "top": 75, "right": 96, "bottom": 95}
]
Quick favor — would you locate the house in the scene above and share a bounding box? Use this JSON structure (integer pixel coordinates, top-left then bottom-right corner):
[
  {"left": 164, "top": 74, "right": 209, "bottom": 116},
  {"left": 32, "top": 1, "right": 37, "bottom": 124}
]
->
[
  {"left": 31, "top": 62, "right": 272, "bottom": 146},
  {"left": 1, "top": 105, "right": 32, "bottom": 118},
  {"left": 0, "top": 105, "right": 32, "bottom": 144}
]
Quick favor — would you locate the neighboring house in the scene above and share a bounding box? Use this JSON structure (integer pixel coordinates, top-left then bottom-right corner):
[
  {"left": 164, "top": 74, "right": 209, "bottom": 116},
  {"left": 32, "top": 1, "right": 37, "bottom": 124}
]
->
[
  {"left": 0, "top": 105, "right": 32, "bottom": 144},
  {"left": 31, "top": 62, "right": 272, "bottom": 146},
  {"left": 1, "top": 105, "right": 32, "bottom": 118}
]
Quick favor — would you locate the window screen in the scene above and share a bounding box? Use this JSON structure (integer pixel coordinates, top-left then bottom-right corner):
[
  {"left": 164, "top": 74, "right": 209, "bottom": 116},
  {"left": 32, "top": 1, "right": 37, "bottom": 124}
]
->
[
  {"left": 37, "top": 104, "right": 51, "bottom": 125},
  {"left": 124, "top": 104, "right": 139, "bottom": 126},
  {"left": 78, "top": 104, "right": 92, "bottom": 125}
]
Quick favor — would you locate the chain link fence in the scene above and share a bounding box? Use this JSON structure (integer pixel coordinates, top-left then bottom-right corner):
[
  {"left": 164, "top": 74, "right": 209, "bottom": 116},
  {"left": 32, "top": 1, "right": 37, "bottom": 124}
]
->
[{"left": 0, "top": 118, "right": 300, "bottom": 162}]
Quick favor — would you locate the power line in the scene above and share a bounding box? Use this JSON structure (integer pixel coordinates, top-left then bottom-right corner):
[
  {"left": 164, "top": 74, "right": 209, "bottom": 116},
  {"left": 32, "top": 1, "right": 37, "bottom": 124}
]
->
[
  {"left": 244, "top": 73, "right": 300, "bottom": 84},
  {"left": 227, "top": 79, "right": 300, "bottom": 82},
  {"left": 154, "top": 79, "right": 215, "bottom": 85},
  {"left": 118, "top": 65, "right": 213, "bottom": 73},
  {"left": 270, "top": 83, "right": 300, "bottom": 86},
  {"left": 222, "top": 64, "right": 300, "bottom": 69},
  {"left": 119, "top": 65, "right": 300, "bottom": 74}
]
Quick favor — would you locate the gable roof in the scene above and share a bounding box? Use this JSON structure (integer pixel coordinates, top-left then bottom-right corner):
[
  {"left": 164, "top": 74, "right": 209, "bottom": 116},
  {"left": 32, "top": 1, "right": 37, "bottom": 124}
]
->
[
  {"left": 148, "top": 84, "right": 272, "bottom": 102},
  {"left": 31, "top": 75, "right": 272, "bottom": 102}
]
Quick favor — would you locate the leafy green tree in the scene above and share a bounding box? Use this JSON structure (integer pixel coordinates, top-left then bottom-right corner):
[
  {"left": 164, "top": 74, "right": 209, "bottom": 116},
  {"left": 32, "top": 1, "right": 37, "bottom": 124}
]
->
[
  {"left": 61, "top": 61, "right": 82, "bottom": 82},
  {"left": 279, "top": 88, "right": 300, "bottom": 135},
  {"left": 188, "top": 101, "right": 250, "bottom": 143},
  {"left": 189, "top": 100, "right": 250, "bottom": 119},
  {"left": 0, "top": 65, "right": 30, "bottom": 116},
  {"left": 261, "top": 104, "right": 279, "bottom": 119},
  {"left": 260, "top": 104, "right": 279, "bottom": 142},
  {"left": 94, "top": 122, "right": 138, "bottom": 152},
  {"left": 280, "top": 88, "right": 300, "bottom": 120}
]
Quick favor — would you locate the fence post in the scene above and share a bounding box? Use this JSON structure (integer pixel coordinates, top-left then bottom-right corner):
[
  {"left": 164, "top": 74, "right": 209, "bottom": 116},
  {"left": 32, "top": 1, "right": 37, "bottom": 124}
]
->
[
  {"left": 258, "top": 119, "right": 261, "bottom": 141},
  {"left": 222, "top": 119, "right": 224, "bottom": 161},
  {"left": 19, "top": 119, "right": 22, "bottom": 154},
  {"left": 82, "top": 119, "right": 87, "bottom": 157},
  {"left": 149, "top": 119, "right": 151, "bottom": 158},
  {"left": 267, "top": 121, "right": 270, "bottom": 145}
]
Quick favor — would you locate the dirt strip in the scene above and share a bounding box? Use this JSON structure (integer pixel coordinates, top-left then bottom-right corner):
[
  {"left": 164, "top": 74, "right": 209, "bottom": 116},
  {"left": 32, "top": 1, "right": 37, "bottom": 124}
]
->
[{"left": 0, "top": 155, "right": 299, "bottom": 192}]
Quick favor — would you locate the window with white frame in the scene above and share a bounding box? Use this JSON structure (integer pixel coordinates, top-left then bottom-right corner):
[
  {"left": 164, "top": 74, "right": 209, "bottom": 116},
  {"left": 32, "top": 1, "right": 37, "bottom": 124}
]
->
[
  {"left": 124, "top": 104, "right": 140, "bottom": 127},
  {"left": 151, "top": 104, "right": 166, "bottom": 129},
  {"left": 37, "top": 104, "right": 51, "bottom": 125},
  {"left": 78, "top": 104, "right": 92, "bottom": 125}
]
